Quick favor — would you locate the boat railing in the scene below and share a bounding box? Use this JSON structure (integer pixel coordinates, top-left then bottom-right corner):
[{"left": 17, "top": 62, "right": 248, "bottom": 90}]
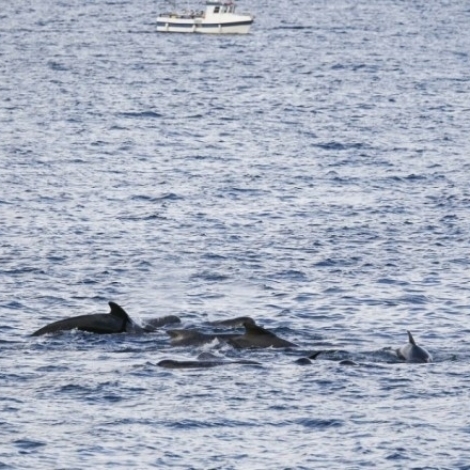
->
[{"left": 159, "top": 9, "right": 204, "bottom": 18}]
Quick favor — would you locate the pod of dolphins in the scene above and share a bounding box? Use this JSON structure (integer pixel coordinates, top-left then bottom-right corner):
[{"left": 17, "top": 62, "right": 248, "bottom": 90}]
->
[{"left": 30, "top": 301, "right": 433, "bottom": 367}]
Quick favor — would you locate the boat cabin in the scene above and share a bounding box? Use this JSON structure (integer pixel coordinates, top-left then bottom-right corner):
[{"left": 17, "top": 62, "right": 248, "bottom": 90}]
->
[
  {"left": 204, "top": 1, "right": 238, "bottom": 17},
  {"left": 208, "top": 1, "right": 236, "bottom": 14}
]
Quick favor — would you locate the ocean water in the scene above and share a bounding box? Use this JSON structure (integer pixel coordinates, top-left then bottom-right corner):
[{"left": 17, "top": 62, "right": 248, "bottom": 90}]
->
[{"left": 2, "top": 0, "right": 470, "bottom": 468}]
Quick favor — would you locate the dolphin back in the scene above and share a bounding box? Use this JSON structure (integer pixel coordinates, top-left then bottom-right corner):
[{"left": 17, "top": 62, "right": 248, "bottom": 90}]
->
[
  {"left": 31, "top": 301, "right": 130, "bottom": 336},
  {"left": 229, "top": 321, "right": 297, "bottom": 349},
  {"left": 166, "top": 329, "right": 239, "bottom": 346},
  {"left": 209, "top": 316, "right": 256, "bottom": 328},
  {"left": 142, "top": 315, "right": 181, "bottom": 331},
  {"left": 396, "top": 330, "right": 432, "bottom": 363}
]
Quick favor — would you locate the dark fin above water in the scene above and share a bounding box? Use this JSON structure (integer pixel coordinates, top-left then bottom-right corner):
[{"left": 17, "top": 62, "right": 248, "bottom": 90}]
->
[
  {"left": 396, "top": 330, "right": 432, "bottom": 363},
  {"left": 31, "top": 301, "right": 130, "bottom": 336},
  {"left": 108, "top": 302, "right": 130, "bottom": 322},
  {"left": 308, "top": 351, "right": 323, "bottom": 360},
  {"left": 407, "top": 330, "right": 416, "bottom": 345}
]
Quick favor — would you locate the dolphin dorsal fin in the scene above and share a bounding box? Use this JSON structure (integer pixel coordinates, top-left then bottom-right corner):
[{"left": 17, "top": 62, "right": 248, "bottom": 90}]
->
[
  {"left": 108, "top": 302, "right": 130, "bottom": 322},
  {"left": 407, "top": 330, "right": 416, "bottom": 345},
  {"left": 309, "top": 351, "right": 323, "bottom": 360}
]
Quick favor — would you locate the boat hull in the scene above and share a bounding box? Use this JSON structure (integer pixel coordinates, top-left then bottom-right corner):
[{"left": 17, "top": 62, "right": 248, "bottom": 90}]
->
[{"left": 156, "top": 17, "right": 253, "bottom": 34}]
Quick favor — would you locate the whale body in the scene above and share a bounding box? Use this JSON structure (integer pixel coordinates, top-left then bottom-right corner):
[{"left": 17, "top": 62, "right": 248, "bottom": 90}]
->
[
  {"left": 166, "top": 320, "right": 295, "bottom": 349},
  {"left": 140, "top": 315, "right": 181, "bottom": 331},
  {"left": 208, "top": 316, "right": 255, "bottom": 328},
  {"left": 396, "top": 330, "right": 432, "bottom": 363},
  {"left": 31, "top": 302, "right": 131, "bottom": 336},
  {"left": 228, "top": 321, "right": 297, "bottom": 349},
  {"left": 158, "top": 352, "right": 260, "bottom": 368},
  {"left": 157, "top": 358, "right": 260, "bottom": 369},
  {"left": 166, "top": 329, "right": 240, "bottom": 346}
]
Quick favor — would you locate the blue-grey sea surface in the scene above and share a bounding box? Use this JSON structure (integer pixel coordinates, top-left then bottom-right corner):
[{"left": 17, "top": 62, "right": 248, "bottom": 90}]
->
[{"left": 1, "top": 0, "right": 470, "bottom": 468}]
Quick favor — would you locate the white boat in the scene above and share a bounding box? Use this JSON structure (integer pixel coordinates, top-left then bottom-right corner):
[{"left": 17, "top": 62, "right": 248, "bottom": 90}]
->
[{"left": 156, "top": 0, "right": 254, "bottom": 34}]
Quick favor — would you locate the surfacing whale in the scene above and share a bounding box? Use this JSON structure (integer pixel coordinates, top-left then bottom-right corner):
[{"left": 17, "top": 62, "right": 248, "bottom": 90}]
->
[
  {"left": 228, "top": 321, "right": 297, "bottom": 349},
  {"left": 158, "top": 352, "right": 261, "bottom": 369},
  {"left": 31, "top": 301, "right": 131, "bottom": 336},
  {"left": 167, "top": 321, "right": 296, "bottom": 349},
  {"left": 166, "top": 329, "right": 240, "bottom": 347},
  {"left": 295, "top": 351, "right": 358, "bottom": 366},
  {"left": 396, "top": 330, "right": 432, "bottom": 363},
  {"left": 157, "top": 358, "right": 261, "bottom": 369},
  {"left": 208, "top": 316, "right": 256, "bottom": 328},
  {"left": 140, "top": 315, "right": 181, "bottom": 332}
]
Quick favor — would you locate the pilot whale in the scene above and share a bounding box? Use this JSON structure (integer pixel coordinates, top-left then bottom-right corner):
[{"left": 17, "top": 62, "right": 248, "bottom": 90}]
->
[
  {"left": 295, "top": 351, "right": 358, "bottom": 366},
  {"left": 157, "top": 358, "right": 260, "bottom": 369},
  {"left": 396, "top": 330, "right": 432, "bottom": 363},
  {"left": 140, "top": 315, "right": 181, "bottom": 332},
  {"left": 228, "top": 321, "right": 297, "bottom": 349},
  {"left": 31, "top": 301, "right": 132, "bottom": 336},
  {"left": 208, "top": 316, "right": 255, "bottom": 328},
  {"left": 158, "top": 352, "right": 260, "bottom": 368},
  {"left": 157, "top": 352, "right": 261, "bottom": 369},
  {"left": 166, "top": 329, "right": 240, "bottom": 347},
  {"left": 167, "top": 320, "right": 296, "bottom": 349}
]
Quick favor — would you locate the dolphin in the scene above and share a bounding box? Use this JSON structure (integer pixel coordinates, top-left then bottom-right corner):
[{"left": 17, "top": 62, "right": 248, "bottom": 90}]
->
[
  {"left": 141, "top": 315, "right": 181, "bottom": 331},
  {"left": 157, "top": 353, "right": 260, "bottom": 369},
  {"left": 307, "top": 351, "right": 358, "bottom": 365},
  {"left": 295, "top": 352, "right": 358, "bottom": 366},
  {"left": 31, "top": 301, "right": 132, "bottom": 336},
  {"left": 295, "top": 351, "right": 322, "bottom": 364},
  {"left": 166, "top": 329, "right": 240, "bottom": 347},
  {"left": 208, "top": 316, "right": 256, "bottom": 328},
  {"left": 227, "top": 321, "right": 297, "bottom": 349},
  {"left": 396, "top": 330, "right": 432, "bottom": 363},
  {"left": 157, "top": 359, "right": 261, "bottom": 369}
]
